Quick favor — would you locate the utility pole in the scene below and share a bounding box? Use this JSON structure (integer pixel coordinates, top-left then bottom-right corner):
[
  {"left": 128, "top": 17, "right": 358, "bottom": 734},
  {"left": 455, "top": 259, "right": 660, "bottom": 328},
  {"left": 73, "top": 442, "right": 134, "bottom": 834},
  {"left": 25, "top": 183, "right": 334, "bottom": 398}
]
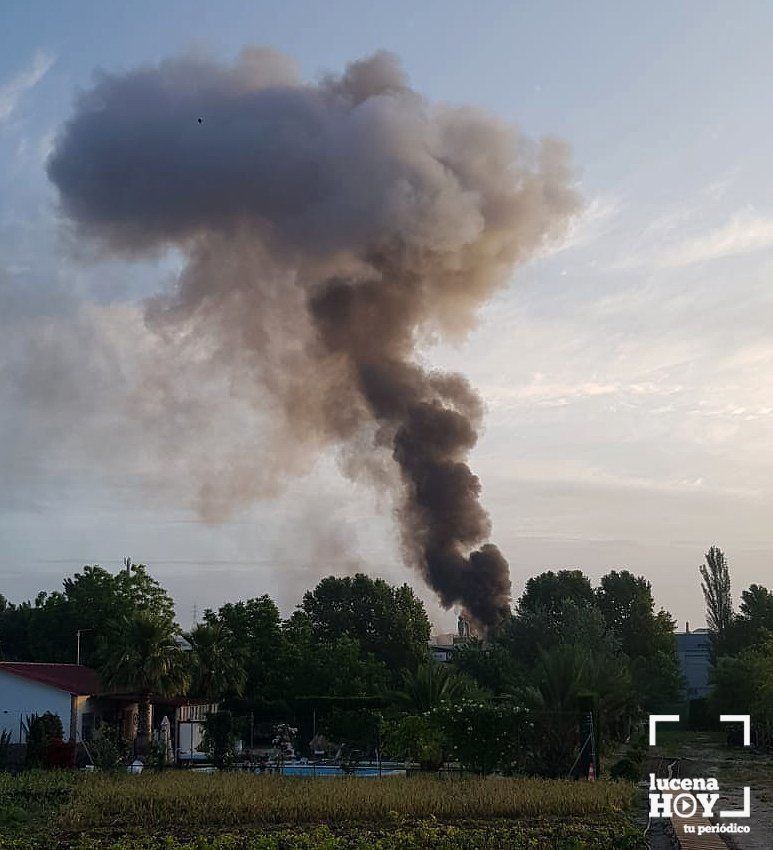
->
[{"left": 76, "top": 628, "right": 93, "bottom": 665}]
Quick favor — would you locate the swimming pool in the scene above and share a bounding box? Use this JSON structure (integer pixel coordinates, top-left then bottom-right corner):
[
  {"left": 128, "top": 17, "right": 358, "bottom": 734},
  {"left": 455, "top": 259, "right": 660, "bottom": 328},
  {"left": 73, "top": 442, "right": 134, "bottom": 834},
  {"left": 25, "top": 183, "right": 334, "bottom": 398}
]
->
[{"left": 271, "top": 762, "right": 406, "bottom": 777}]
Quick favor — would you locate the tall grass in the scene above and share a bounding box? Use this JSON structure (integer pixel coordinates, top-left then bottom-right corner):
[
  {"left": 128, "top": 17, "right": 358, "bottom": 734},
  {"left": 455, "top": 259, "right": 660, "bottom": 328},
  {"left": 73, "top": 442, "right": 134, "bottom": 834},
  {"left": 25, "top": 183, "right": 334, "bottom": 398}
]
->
[
  {"left": 59, "top": 773, "right": 635, "bottom": 830},
  {"left": 0, "top": 770, "right": 75, "bottom": 806}
]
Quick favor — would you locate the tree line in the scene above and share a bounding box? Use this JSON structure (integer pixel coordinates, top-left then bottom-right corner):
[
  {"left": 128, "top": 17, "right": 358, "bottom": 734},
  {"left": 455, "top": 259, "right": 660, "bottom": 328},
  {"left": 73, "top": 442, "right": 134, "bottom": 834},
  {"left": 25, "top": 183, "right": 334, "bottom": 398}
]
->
[
  {"left": 1, "top": 561, "right": 687, "bottom": 773},
  {"left": 699, "top": 546, "right": 773, "bottom": 746}
]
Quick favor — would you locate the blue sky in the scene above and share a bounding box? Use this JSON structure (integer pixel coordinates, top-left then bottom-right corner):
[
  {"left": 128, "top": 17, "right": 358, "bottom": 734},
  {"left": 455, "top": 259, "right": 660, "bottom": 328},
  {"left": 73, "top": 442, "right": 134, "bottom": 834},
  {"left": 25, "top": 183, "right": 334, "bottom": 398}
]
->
[{"left": 3, "top": 1, "right": 773, "bottom": 632}]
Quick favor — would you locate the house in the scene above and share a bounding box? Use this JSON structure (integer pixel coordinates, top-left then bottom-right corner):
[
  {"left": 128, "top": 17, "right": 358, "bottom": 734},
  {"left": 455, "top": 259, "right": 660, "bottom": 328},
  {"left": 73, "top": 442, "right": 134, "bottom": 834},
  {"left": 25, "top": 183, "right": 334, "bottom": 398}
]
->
[
  {"left": 0, "top": 663, "right": 101, "bottom": 743},
  {"left": 0, "top": 662, "right": 216, "bottom": 761},
  {"left": 675, "top": 627, "right": 712, "bottom": 699}
]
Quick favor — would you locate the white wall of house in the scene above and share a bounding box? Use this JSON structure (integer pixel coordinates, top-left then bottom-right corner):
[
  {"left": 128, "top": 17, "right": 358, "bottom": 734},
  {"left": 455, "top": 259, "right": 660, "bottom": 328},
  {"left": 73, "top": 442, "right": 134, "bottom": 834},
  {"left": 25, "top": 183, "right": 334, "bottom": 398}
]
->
[{"left": 0, "top": 672, "right": 74, "bottom": 742}]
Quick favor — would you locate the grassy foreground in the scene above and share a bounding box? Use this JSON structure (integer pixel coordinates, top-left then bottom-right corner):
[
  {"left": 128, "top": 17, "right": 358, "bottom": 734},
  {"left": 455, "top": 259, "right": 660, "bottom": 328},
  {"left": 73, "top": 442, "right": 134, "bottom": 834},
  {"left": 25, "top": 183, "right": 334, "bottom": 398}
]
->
[{"left": 0, "top": 771, "right": 644, "bottom": 849}]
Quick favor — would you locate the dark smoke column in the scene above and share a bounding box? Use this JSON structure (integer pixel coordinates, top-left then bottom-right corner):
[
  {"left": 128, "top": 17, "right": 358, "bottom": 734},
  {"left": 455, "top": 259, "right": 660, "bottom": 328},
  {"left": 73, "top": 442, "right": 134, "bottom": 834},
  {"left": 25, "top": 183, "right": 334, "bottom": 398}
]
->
[
  {"left": 48, "top": 49, "right": 580, "bottom": 630},
  {"left": 310, "top": 272, "right": 512, "bottom": 628}
]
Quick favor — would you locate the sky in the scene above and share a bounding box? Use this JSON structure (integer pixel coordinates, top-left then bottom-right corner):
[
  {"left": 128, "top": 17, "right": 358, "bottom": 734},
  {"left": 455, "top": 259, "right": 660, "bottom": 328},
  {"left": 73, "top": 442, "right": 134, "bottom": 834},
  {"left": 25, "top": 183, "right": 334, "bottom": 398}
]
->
[{"left": 2, "top": 0, "right": 773, "bottom": 634}]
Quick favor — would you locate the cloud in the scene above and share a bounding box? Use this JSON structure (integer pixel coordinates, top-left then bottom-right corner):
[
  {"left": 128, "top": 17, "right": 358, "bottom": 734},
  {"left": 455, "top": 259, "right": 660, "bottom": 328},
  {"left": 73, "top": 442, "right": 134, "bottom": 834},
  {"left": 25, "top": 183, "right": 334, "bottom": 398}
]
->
[
  {"left": 481, "top": 373, "right": 683, "bottom": 409},
  {"left": 614, "top": 209, "right": 773, "bottom": 271},
  {"left": 0, "top": 50, "right": 55, "bottom": 124},
  {"left": 656, "top": 212, "right": 773, "bottom": 268}
]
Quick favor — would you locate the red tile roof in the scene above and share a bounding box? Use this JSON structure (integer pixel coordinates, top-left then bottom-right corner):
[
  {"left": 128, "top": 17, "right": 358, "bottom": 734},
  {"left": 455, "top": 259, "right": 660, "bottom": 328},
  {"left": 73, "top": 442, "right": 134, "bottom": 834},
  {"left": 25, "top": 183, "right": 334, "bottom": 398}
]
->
[{"left": 0, "top": 663, "right": 102, "bottom": 695}]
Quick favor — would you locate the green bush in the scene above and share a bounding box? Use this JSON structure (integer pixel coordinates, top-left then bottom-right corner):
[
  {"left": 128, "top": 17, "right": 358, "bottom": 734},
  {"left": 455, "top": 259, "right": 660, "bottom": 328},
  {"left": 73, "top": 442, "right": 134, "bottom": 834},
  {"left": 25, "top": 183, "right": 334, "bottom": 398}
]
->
[
  {"left": 321, "top": 708, "right": 380, "bottom": 755},
  {"left": 609, "top": 757, "right": 639, "bottom": 783},
  {"left": 433, "top": 700, "right": 529, "bottom": 775},
  {"left": 380, "top": 714, "right": 444, "bottom": 770},
  {"left": 87, "top": 723, "right": 127, "bottom": 771},
  {"left": 23, "top": 713, "right": 65, "bottom": 770},
  {"left": 0, "top": 803, "right": 29, "bottom": 828},
  {"left": 609, "top": 738, "right": 645, "bottom": 783},
  {"left": 202, "top": 711, "right": 238, "bottom": 769},
  {"left": 0, "top": 729, "right": 12, "bottom": 771}
]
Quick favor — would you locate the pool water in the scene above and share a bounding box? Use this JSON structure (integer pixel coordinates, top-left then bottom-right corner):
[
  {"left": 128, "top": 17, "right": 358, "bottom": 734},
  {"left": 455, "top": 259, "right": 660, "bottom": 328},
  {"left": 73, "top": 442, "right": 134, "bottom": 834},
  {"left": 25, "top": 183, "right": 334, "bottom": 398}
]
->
[{"left": 272, "top": 762, "right": 406, "bottom": 777}]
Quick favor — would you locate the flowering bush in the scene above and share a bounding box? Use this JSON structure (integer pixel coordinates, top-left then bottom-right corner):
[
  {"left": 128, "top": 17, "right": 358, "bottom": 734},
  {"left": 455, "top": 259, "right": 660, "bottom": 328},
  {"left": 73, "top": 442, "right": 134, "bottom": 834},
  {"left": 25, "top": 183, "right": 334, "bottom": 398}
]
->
[
  {"left": 271, "top": 724, "right": 297, "bottom": 764},
  {"left": 433, "top": 699, "right": 530, "bottom": 775}
]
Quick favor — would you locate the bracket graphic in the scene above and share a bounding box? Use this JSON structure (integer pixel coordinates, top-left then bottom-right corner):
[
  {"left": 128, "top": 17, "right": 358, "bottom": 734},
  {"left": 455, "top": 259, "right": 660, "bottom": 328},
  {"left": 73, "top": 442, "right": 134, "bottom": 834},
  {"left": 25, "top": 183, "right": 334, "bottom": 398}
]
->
[{"left": 648, "top": 713, "right": 752, "bottom": 819}]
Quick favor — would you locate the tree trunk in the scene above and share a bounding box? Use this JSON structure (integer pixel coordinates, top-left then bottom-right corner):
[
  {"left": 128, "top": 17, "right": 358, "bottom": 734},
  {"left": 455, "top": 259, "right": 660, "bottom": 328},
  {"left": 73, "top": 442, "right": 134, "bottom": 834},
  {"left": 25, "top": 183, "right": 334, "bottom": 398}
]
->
[{"left": 135, "top": 696, "right": 152, "bottom": 757}]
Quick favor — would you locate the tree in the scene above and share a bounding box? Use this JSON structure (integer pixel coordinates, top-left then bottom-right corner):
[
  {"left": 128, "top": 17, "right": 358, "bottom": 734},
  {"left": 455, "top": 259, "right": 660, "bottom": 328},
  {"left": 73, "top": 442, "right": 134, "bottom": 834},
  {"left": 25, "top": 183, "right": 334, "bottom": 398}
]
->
[
  {"left": 452, "top": 640, "right": 524, "bottom": 695},
  {"left": 201, "top": 710, "right": 238, "bottom": 769},
  {"left": 518, "top": 570, "right": 595, "bottom": 616},
  {"left": 188, "top": 621, "right": 246, "bottom": 702},
  {"left": 739, "top": 584, "right": 773, "bottom": 622},
  {"left": 522, "top": 644, "right": 588, "bottom": 776},
  {"left": 700, "top": 546, "right": 733, "bottom": 654},
  {"left": 0, "top": 562, "right": 176, "bottom": 665},
  {"left": 521, "top": 636, "right": 636, "bottom": 777},
  {"left": 630, "top": 646, "right": 683, "bottom": 712},
  {"left": 584, "top": 651, "right": 636, "bottom": 743},
  {"left": 205, "top": 596, "right": 287, "bottom": 716},
  {"left": 597, "top": 571, "right": 682, "bottom": 710},
  {"left": 99, "top": 611, "right": 190, "bottom": 754},
  {"left": 0, "top": 598, "right": 35, "bottom": 661},
  {"left": 503, "top": 597, "right": 616, "bottom": 666},
  {"left": 391, "top": 662, "right": 478, "bottom": 713},
  {"left": 596, "top": 571, "right": 657, "bottom": 658},
  {"left": 710, "top": 640, "right": 773, "bottom": 747},
  {"left": 300, "top": 574, "right": 431, "bottom": 676},
  {"left": 525, "top": 644, "right": 587, "bottom": 721},
  {"left": 284, "top": 628, "right": 389, "bottom": 699},
  {"left": 724, "top": 584, "right": 773, "bottom": 654}
]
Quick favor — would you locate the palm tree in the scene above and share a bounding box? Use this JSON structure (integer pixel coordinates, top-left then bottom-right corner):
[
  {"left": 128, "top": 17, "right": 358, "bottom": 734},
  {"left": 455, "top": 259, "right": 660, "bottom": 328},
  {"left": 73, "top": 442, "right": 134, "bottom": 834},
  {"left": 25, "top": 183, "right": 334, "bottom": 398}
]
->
[
  {"left": 585, "top": 652, "right": 635, "bottom": 742},
  {"left": 187, "top": 620, "right": 245, "bottom": 701},
  {"left": 525, "top": 644, "right": 586, "bottom": 714},
  {"left": 524, "top": 644, "right": 588, "bottom": 776},
  {"left": 392, "top": 662, "right": 478, "bottom": 712},
  {"left": 525, "top": 644, "right": 635, "bottom": 776},
  {"left": 99, "top": 611, "right": 190, "bottom": 754}
]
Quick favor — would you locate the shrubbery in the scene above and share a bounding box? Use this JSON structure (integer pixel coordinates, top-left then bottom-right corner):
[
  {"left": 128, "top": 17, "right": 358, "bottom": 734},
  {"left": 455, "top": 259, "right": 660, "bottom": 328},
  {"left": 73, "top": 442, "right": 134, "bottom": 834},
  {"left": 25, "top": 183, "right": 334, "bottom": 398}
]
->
[
  {"left": 86, "top": 723, "right": 127, "bottom": 771},
  {"left": 380, "top": 714, "right": 444, "bottom": 770},
  {"left": 201, "top": 711, "right": 239, "bottom": 770},
  {"left": 433, "top": 700, "right": 529, "bottom": 776},
  {"left": 23, "top": 713, "right": 72, "bottom": 770},
  {"left": 0, "top": 818, "right": 645, "bottom": 849},
  {"left": 609, "top": 737, "right": 646, "bottom": 783}
]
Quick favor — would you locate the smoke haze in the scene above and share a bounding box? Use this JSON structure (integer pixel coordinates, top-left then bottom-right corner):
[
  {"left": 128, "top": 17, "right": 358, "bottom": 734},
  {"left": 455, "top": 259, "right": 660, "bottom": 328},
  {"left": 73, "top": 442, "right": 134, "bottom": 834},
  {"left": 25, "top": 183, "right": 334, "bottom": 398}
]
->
[{"left": 47, "top": 48, "right": 579, "bottom": 627}]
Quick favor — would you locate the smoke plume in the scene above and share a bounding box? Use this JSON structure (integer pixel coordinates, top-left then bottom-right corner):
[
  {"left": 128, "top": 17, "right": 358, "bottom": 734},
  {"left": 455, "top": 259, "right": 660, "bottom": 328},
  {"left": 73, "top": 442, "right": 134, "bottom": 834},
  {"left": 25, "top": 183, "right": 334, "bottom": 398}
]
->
[{"left": 47, "top": 48, "right": 579, "bottom": 628}]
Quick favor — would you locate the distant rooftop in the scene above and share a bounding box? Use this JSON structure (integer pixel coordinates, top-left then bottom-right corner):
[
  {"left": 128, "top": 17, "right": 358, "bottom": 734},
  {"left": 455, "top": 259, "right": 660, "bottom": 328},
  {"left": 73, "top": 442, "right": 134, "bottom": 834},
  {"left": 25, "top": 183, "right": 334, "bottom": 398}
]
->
[{"left": 0, "top": 662, "right": 102, "bottom": 695}]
